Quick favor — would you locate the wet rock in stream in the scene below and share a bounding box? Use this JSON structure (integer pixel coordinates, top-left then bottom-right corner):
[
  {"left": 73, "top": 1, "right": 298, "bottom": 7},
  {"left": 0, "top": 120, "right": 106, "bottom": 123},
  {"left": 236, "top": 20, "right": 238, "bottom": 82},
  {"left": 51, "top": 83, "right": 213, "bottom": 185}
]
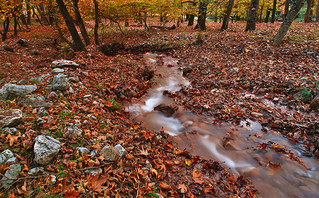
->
[{"left": 154, "top": 104, "right": 177, "bottom": 117}]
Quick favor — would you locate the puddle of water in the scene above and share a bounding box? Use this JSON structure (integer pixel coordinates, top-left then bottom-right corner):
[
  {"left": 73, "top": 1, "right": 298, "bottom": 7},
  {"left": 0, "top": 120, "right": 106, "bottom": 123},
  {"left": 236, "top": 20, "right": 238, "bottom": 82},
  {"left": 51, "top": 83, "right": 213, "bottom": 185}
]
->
[{"left": 126, "top": 53, "right": 319, "bottom": 198}]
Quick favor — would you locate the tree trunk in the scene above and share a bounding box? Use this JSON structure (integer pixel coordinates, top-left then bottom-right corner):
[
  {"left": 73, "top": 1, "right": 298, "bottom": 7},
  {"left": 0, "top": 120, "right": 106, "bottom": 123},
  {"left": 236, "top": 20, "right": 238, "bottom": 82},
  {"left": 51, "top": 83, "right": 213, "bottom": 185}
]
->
[
  {"left": 72, "top": 0, "right": 90, "bottom": 45},
  {"left": 221, "top": 0, "right": 235, "bottom": 30},
  {"left": 245, "top": 0, "right": 260, "bottom": 31},
  {"left": 93, "top": 0, "right": 99, "bottom": 45},
  {"left": 197, "top": 1, "right": 208, "bottom": 30},
  {"left": 284, "top": 0, "right": 290, "bottom": 20},
  {"left": 273, "top": 0, "right": 304, "bottom": 46},
  {"left": 271, "top": 0, "right": 277, "bottom": 23},
  {"left": 56, "top": 0, "right": 86, "bottom": 51},
  {"left": 259, "top": 0, "right": 264, "bottom": 22},
  {"left": 13, "top": 15, "right": 18, "bottom": 36},
  {"left": 316, "top": 0, "right": 319, "bottom": 22},
  {"left": 265, "top": 10, "right": 270, "bottom": 22},
  {"left": 304, "top": 0, "right": 314, "bottom": 22},
  {"left": 188, "top": 15, "right": 195, "bottom": 26},
  {"left": 1, "top": 18, "right": 10, "bottom": 41},
  {"left": 26, "top": 0, "right": 31, "bottom": 24}
]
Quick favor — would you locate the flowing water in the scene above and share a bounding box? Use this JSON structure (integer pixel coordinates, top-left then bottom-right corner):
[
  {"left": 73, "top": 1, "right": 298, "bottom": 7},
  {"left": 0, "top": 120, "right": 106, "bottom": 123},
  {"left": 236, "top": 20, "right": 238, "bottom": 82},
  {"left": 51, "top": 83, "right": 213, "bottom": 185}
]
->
[{"left": 126, "top": 53, "right": 319, "bottom": 198}]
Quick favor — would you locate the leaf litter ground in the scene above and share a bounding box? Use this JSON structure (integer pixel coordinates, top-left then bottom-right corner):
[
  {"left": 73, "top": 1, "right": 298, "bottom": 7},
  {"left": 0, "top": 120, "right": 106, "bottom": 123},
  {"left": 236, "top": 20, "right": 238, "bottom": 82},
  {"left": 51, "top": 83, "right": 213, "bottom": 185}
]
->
[{"left": 0, "top": 21, "right": 318, "bottom": 197}]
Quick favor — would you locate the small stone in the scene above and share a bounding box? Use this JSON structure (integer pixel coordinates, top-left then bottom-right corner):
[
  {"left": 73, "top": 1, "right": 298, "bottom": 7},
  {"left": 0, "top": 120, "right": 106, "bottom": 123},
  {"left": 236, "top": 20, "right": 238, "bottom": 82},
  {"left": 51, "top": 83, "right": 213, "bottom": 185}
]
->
[
  {"left": 0, "top": 164, "right": 21, "bottom": 188},
  {"left": 84, "top": 168, "right": 102, "bottom": 176},
  {"left": 52, "top": 68, "right": 65, "bottom": 74},
  {"left": 28, "top": 167, "right": 44, "bottom": 175},
  {"left": 6, "top": 157, "right": 17, "bottom": 165},
  {"left": 47, "top": 91, "right": 58, "bottom": 99},
  {"left": 0, "top": 109, "right": 23, "bottom": 129},
  {"left": 31, "top": 50, "right": 40, "bottom": 55},
  {"left": 68, "top": 76, "right": 79, "bottom": 82},
  {"left": 76, "top": 147, "right": 90, "bottom": 156},
  {"left": 1, "top": 127, "right": 17, "bottom": 135},
  {"left": 0, "top": 150, "right": 14, "bottom": 165},
  {"left": 65, "top": 127, "right": 82, "bottom": 136},
  {"left": 310, "top": 95, "right": 319, "bottom": 110},
  {"left": 51, "top": 60, "right": 79, "bottom": 68},
  {"left": 34, "top": 135, "right": 61, "bottom": 165},
  {"left": 251, "top": 112, "right": 263, "bottom": 118},
  {"left": 17, "top": 78, "right": 29, "bottom": 85},
  {"left": 229, "top": 67, "right": 239, "bottom": 72},
  {"left": 114, "top": 144, "right": 126, "bottom": 159},
  {"left": 101, "top": 145, "right": 119, "bottom": 161}
]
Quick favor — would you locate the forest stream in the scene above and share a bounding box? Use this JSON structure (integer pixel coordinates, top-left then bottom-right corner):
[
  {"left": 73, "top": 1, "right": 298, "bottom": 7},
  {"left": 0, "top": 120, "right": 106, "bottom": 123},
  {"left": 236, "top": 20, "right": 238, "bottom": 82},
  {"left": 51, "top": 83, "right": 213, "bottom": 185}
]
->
[{"left": 126, "top": 53, "right": 319, "bottom": 198}]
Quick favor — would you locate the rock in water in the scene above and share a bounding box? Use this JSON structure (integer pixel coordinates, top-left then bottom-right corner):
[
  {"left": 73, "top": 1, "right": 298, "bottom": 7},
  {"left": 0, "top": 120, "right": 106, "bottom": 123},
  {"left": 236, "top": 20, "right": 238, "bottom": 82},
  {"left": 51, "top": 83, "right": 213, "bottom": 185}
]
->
[
  {"left": 52, "top": 73, "right": 70, "bottom": 91},
  {"left": 2, "top": 45, "right": 13, "bottom": 52},
  {"left": 0, "top": 83, "right": 37, "bottom": 99},
  {"left": 34, "top": 135, "right": 61, "bottom": 165},
  {"left": 0, "top": 164, "right": 21, "bottom": 188},
  {"left": 0, "top": 109, "right": 23, "bottom": 129},
  {"left": 101, "top": 145, "right": 119, "bottom": 161}
]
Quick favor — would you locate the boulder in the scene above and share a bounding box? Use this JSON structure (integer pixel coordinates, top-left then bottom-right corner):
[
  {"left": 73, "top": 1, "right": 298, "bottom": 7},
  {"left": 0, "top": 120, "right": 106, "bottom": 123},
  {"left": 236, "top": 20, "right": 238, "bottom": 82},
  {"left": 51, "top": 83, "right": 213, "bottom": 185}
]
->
[
  {"left": 2, "top": 45, "right": 13, "bottom": 52},
  {"left": 310, "top": 95, "right": 319, "bottom": 110},
  {"left": 0, "top": 164, "right": 21, "bottom": 188},
  {"left": 52, "top": 73, "right": 70, "bottom": 91},
  {"left": 34, "top": 135, "right": 61, "bottom": 165},
  {"left": 0, "top": 83, "right": 37, "bottom": 100},
  {"left": 17, "top": 39, "right": 28, "bottom": 47},
  {"left": 0, "top": 150, "right": 14, "bottom": 165},
  {"left": 101, "top": 145, "right": 119, "bottom": 161},
  {"left": 18, "top": 94, "right": 53, "bottom": 109},
  {"left": 0, "top": 109, "right": 23, "bottom": 129},
  {"left": 154, "top": 104, "right": 176, "bottom": 117},
  {"left": 51, "top": 60, "right": 79, "bottom": 68}
]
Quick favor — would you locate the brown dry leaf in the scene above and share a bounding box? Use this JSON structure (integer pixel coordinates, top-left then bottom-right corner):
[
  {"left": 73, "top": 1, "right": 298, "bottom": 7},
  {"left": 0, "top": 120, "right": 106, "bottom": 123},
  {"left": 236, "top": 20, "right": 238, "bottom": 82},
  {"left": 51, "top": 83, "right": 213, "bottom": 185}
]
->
[
  {"left": 6, "top": 134, "right": 20, "bottom": 147},
  {"left": 140, "top": 147, "right": 149, "bottom": 156},
  {"left": 159, "top": 182, "right": 171, "bottom": 190},
  {"left": 192, "top": 169, "right": 202, "bottom": 178},
  {"left": 177, "top": 183, "right": 187, "bottom": 193}
]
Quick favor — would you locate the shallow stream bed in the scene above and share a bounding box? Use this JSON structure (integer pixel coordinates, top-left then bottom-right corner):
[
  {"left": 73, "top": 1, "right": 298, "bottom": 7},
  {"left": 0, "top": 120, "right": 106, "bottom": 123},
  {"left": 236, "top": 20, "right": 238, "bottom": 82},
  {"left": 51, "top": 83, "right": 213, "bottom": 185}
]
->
[{"left": 126, "top": 53, "right": 319, "bottom": 198}]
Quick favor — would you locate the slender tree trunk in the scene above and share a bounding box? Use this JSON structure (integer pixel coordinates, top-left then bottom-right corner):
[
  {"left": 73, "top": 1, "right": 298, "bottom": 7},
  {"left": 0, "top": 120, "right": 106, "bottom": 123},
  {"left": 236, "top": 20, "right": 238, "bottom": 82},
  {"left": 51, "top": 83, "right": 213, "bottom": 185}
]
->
[
  {"left": 304, "top": 0, "right": 314, "bottom": 22},
  {"left": 47, "top": 0, "right": 54, "bottom": 25},
  {"left": 259, "top": 0, "right": 264, "bottom": 22},
  {"left": 93, "top": 0, "right": 99, "bottom": 45},
  {"left": 197, "top": 1, "right": 208, "bottom": 30},
  {"left": 245, "top": 0, "right": 260, "bottom": 31},
  {"left": 271, "top": 0, "right": 277, "bottom": 23},
  {"left": 284, "top": 0, "right": 290, "bottom": 20},
  {"left": 316, "top": 1, "right": 319, "bottom": 22},
  {"left": 143, "top": 12, "right": 149, "bottom": 30},
  {"left": 32, "top": 7, "right": 43, "bottom": 26},
  {"left": 1, "top": 18, "right": 10, "bottom": 41},
  {"left": 274, "top": 0, "right": 304, "bottom": 46},
  {"left": 124, "top": 19, "right": 129, "bottom": 27},
  {"left": 56, "top": 0, "right": 86, "bottom": 51},
  {"left": 72, "top": 0, "right": 90, "bottom": 45},
  {"left": 265, "top": 10, "right": 271, "bottom": 22},
  {"left": 221, "top": 0, "right": 235, "bottom": 30},
  {"left": 26, "top": 0, "right": 31, "bottom": 24}
]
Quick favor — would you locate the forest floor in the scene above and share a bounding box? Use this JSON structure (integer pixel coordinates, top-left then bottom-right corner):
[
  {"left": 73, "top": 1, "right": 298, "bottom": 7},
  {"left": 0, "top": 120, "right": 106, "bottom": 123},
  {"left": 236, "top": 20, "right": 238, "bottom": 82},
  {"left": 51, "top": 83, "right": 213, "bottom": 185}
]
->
[{"left": 0, "top": 21, "right": 318, "bottom": 197}]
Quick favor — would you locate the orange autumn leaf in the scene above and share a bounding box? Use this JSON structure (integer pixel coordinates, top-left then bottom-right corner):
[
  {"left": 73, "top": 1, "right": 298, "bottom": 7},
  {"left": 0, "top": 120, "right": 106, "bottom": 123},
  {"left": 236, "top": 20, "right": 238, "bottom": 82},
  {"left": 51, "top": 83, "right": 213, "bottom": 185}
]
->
[{"left": 159, "top": 182, "right": 171, "bottom": 190}]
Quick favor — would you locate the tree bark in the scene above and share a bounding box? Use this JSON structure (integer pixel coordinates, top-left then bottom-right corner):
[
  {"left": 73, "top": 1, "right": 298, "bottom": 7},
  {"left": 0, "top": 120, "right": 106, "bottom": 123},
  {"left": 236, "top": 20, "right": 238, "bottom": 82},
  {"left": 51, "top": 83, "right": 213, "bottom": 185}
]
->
[
  {"left": 304, "top": 0, "right": 314, "bottom": 22},
  {"left": 197, "top": 1, "right": 208, "bottom": 30},
  {"left": 316, "top": 0, "right": 319, "bottom": 22},
  {"left": 245, "top": 0, "right": 260, "bottom": 31},
  {"left": 72, "top": 0, "right": 90, "bottom": 45},
  {"left": 188, "top": 14, "right": 195, "bottom": 26},
  {"left": 56, "top": 0, "right": 86, "bottom": 51},
  {"left": 271, "top": 0, "right": 277, "bottom": 23},
  {"left": 93, "top": 0, "right": 99, "bottom": 45},
  {"left": 26, "top": 0, "right": 31, "bottom": 24},
  {"left": 221, "top": 0, "right": 235, "bottom": 30},
  {"left": 13, "top": 14, "right": 18, "bottom": 36},
  {"left": 273, "top": 0, "right": 304, "bottom": 46},
  {"left": 1, "top": 18, "right": 10, "bottom": 41},
  {"left": 284, "top": 0, "right": 290, "bottom": 20}
]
